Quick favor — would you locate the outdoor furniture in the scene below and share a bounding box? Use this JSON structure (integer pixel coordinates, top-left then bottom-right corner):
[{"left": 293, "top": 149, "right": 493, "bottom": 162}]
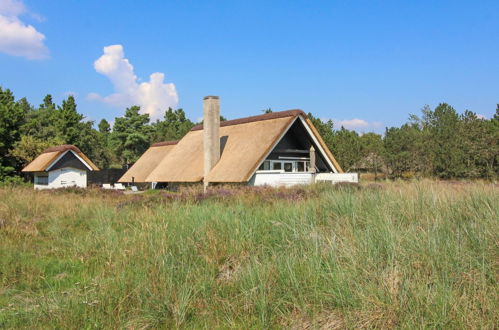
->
[
  {"left": 102, "top": 183, "right": 112, "bottom": 189},
  {"left": 114, "top": 183, "right": 126, "bottom": 190}
]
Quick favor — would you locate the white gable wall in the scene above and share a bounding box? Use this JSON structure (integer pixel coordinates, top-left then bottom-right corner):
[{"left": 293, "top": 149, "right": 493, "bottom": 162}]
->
[{"left": 34, "top": 167, "right": 87, "bottom": 189}]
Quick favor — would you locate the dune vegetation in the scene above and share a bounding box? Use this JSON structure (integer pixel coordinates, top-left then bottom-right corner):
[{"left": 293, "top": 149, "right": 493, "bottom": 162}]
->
[{"left": 0, "top": 181, "right": 497, "bottom": 328}]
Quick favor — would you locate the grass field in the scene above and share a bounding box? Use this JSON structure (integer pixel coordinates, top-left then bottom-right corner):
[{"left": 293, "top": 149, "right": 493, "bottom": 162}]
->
[{"left": 0, "top": 181, "right": 497, "bottom": 329}]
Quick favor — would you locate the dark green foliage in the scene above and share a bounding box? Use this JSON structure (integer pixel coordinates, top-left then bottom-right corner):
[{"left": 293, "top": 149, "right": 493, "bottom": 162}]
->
[
  {"left": 0, "top": 85, "right": 497, "bottom": 182},
  {"left": 359, "top": 132, "right": 384, "bottom": 179},
  {"left": 151, "top": 108, "right": 194, "bottom": 142},
  {"left": 308, "top": 104, "right": 498, "bottom": 179},
  {"left": 98, "top": 119, "right": 110, "bottom": 134},
  {"left": 0, "top": 88, "right": 29, "bottom": 177},
  {"left": 110, "top": 106, "right": 151, "bottom": 165}
]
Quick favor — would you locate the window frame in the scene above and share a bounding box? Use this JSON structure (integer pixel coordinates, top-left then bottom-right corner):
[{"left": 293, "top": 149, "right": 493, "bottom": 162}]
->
[
  {"left": 35, "top": 173, "right": 49, "bottom": 185},
  {"left": 256, "top": 160, "right": 312, "bottom": 173}
]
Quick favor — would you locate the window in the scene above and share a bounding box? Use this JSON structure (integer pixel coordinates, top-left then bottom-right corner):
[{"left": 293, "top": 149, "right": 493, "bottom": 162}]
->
[
  {"left": 258, "top": 160, "right": 271, "bottom": 171},
  {"left": 258, "top": 159, "right": 314, "bottom": 173},
  {"left": 35, "top": 174, "right": 48, "bottom": 185}
]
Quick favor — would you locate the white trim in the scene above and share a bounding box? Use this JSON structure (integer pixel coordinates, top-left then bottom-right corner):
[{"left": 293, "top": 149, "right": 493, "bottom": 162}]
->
[
  {"left": 45, "top": 150, "right": 93, "bottom": 171},
  {"left": 249, "top": 115, "right": 339, "bottom": 180},
  {"left": 278, "top": 156, "right": 310, "bottom": 160},
  {"left": 298, "top": 116, "right": 338, "bottom": 173}
]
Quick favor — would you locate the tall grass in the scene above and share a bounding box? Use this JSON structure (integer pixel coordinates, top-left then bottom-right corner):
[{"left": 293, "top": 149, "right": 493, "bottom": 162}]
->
[{"left": 0, "top": 181, "right": 497, "bottom": 328}]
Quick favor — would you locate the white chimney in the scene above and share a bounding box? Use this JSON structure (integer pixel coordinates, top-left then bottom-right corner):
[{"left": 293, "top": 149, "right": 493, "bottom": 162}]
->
[{"left": 203, "top": 96, "right": 220, "bottom": 190}]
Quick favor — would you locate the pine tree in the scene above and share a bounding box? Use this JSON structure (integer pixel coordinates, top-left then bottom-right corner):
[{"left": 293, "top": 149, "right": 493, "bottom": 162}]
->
[
  {"left": 110, "top": 106, "right": 151, "bottom": 165},
  {"left": 0, "top": 88, "right": 29, "bottom": 177},
  {"left": 151, "top": 108, "right": 194, "bottom": 142}
]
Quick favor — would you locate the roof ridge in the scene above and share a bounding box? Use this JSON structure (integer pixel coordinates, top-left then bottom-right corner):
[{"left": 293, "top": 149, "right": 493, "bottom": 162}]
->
[
  {"left": 190, "top": 109, "right": 306, "bottom": 131},
  {"left": 42, "top": 144, "right": 81, "bottom": 154}
]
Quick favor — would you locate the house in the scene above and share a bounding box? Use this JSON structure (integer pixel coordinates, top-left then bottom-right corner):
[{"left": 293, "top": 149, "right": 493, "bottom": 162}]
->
[
  {"left": 118, "top": 140, "right": 178, "bottom": 188},
  {"left": 22, "top": 145, "right": 99, "bottom": 189},
  {"left": 120, "top": 96, "right": 358, "bottom": 188}
]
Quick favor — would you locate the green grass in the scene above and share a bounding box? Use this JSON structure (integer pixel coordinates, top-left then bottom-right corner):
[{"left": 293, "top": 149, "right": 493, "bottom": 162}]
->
[{"left": 0, "top": 181, "right": 497, "bottom": 328}]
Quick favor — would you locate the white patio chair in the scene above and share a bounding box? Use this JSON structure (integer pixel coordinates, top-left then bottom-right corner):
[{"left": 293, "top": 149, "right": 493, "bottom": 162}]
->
[{"left": 114, "top": 183, "right": 126, "bottom": 190}]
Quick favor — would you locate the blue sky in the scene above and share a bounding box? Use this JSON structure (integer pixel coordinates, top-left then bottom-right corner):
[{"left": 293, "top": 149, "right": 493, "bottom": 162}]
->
[{"left": 1, "top": 0, "right": 498, "bottom": 132}]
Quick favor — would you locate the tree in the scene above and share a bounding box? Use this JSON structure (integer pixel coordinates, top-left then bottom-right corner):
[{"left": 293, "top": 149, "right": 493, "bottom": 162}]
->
[
  {"left": 0, "top": 88, "right": 28, "bottom": 177},
  {"left": 332, "top": 127, "right": 363, "bottom": 172},
  {"left": 110, "top": 106, "right": 151, "bottom": 165},
  {"left": 383, "top": 124, "right": 421, "bottom": 178},
  {"left": 10, "top": 135, "right": 64, "bottom": 168},
  {"left": 21, "top": 94, "right": 59, "bottom": 140},
  {"left": 359, "top": 132, "right": 384, "bottom": 180},
  {"left": 56, "top": 95, "right": 84, "bottom": 144},
  {"left": 151, "top": 108, "right": 194, "bottom": 142},
  {"left": 98, "top": 119, "right": 111, "bottom": 134},
  {"left": 423, "top": 103, "right": 465, "bottom": 178}
]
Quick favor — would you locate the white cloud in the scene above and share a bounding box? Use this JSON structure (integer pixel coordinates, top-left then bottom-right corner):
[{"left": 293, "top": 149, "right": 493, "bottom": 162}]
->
[
  {"left": 88, "top": 44, "right": 178, "bottom": 119},
  {"left": 325, "top": 118, "right": 384, "bottom": 133},
  {"left": 0, "top": 0, "right": 49, "bottom": 60},
  {"left": 335, "top": 118, "right": 369, "bottom": 129},
  {"left": 476, "top": 114, "right": 486, "bottom": 120}
]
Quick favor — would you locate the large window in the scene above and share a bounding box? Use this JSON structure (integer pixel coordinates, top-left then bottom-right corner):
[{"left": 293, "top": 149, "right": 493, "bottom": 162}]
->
[
  {"left": 35, "top": 174, "right": 48, "bottom": 185},
  {"left": 257, "top": 160, "right": 311, "bottom": 173}
]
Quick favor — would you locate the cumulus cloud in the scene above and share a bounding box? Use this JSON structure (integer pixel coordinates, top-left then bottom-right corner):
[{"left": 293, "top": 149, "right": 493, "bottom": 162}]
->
[
  {"left": 88, "top": 44, "right": 178, "bottom": 119},
  {"left": 0, "top": 0, "right": 49, "bottom": 59},
  {"left": 328, "top": 118, "right": 384, "bottom": 132},
  {"left": 335, "top": 118, "right": 369, "bottom": 129}
]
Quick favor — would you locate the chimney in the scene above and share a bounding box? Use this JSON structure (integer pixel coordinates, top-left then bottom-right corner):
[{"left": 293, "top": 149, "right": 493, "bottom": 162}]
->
[{"left": 203, "top": 96, "right": 220, "bottom": 190}]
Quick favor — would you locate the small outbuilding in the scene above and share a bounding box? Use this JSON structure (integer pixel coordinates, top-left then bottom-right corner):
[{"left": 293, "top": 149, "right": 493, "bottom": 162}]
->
[{"left": 22, "top": 145, "right": 99, "bottom": 189}]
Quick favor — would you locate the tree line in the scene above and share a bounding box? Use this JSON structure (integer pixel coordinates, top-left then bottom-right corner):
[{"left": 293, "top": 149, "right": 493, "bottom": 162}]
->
[
  {"left": 310, "top": 103, "right": 498, "bottom": 179},
  {"left": 0, "top": 86, "right": 497, "bottom": 182}
]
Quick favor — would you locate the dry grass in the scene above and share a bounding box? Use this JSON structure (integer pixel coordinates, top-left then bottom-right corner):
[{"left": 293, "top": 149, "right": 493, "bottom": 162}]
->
[{"left": 0, "top": 180, "right": 497, "bottom": 328}]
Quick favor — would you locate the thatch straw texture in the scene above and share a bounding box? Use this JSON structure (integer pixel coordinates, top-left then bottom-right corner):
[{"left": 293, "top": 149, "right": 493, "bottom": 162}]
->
[
  {"left": 147, "top": 116, "right": 295, "bottom": 183},
  {"left": 22, "top": 145, "right": 99, "bottom": 172},
  {"left": 118, "top": 142, "right": 177, "bottom": 183},
  {"left": 304, "top": 117, "right": 343, "bottom": 173},
  {"left": 21, "top": 151, "right": 61, "bottom": 172}
]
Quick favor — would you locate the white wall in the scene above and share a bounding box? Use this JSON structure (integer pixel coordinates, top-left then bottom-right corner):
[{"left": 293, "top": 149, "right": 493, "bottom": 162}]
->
[
  {"left": 248, "top": 171, "right": 359, "bottom": 187},
  {"left": 34, "top": 168, "right": 87, "bottom": 189},
  {"left": 249, "top": 171, "right": 313, "bottom": 187}
]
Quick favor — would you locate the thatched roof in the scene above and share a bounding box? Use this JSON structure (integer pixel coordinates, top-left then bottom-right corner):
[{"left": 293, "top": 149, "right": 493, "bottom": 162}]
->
[
  {"left": 118, "top": 141, "right": 178, "bottom": 183},
  {"left": 22, "top": 145, "right": 99, "bottom": 172},
  {"left": 146, "top": 110, "right": 342, "bottom": 183}
]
